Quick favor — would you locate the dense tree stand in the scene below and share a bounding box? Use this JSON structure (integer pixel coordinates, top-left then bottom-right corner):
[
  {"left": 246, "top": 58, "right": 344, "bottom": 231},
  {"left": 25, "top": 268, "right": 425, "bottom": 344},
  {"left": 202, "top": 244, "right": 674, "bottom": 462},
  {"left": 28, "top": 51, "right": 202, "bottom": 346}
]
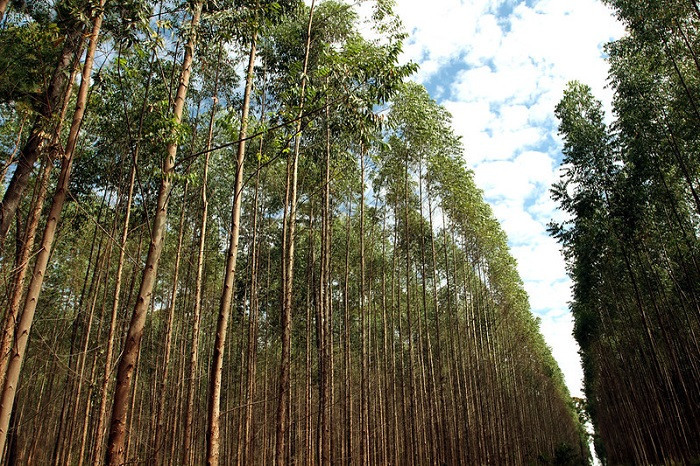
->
[{"left": 0, "top": 1, "right": 595, "bottom": 465}]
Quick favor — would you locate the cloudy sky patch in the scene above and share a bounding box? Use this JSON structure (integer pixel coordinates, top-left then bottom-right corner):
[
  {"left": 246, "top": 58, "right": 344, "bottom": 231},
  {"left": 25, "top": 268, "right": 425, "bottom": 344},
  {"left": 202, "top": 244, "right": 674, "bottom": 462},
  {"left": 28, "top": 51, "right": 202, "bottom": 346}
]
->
[{"left": 391, "top": 0, "right": 624, "bottom": 397}]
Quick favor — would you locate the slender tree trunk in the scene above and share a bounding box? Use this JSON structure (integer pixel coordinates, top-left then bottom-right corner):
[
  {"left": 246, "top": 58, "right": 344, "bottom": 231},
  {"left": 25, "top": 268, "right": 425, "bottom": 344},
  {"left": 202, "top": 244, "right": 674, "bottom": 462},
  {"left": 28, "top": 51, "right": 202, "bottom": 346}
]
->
[
  {"left": 77, "top": 245, "right": 114, "bottom": 466},
  {"left": 205, "top": 32, "right": 256, "bottom": 466},
  {"left": 342, "top": 202, "right": 353, "bottom": 465},
  {"left": 427, "top": 195, "right": 449, "bottom": 462},
  {"left": 183, "top": 53, "right": 221, "bottom": 466},
  {"left": 359, "top": 149, "right": 369, "bottom": 466},
  {"left": 154, "top": 181, "right": 189, "bottom": 464},
  {"left": 319, "top": 96, "right": 332, "bottom": 465},
  {"left": 379, "top": 206, "right": 393, "bottom": 465},
  {"left": 306, "top": 203, "right": 316, "bottom": 466},
  {"left": 242, "top": 149, "right": 263, "bottom": 466},
  {"left": 0, "top": 1, "right": 106, "bottom": 454},
  {"left": 91, "top": 120, "right": 143, "bottom": 466},
  {"left": 66, "top": 221, "right": 111, "bottom": 465},
  {"left": 275, "top": 3, "right": 315, "bottom": 464},
  {"left": 105, "top": 3, "right": 202, "bottom": 463},
  {"left": 0, "top": 48, "right": 80, "bottom": 390}
]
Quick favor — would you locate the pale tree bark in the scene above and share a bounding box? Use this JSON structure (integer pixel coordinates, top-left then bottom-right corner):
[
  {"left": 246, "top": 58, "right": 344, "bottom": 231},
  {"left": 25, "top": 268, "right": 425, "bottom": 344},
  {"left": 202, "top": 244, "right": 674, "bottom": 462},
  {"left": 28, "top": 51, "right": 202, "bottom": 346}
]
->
[
  {"left": 242, "top": 65, "right": 267, "bottom": 466},
  {"left": 205, "top": 33, "right": 257, "bottom": 466},
  {"left": 105, "top": 3, "right": 203, "bottom": 464},
  {"left": 0, "top": 0, "right": 107, "bottom": 455},
  {"left": 183, "top": 45, "right": 222, "bottom": 464},
  {"left": 275, "top": 4, "right": 315, "bottom": 464},
  {"left": 0, "top": 52, "right": 80, "bottom": 390},
  {"left": 154, "top": 180, "right": 189, "bottom": 464}
]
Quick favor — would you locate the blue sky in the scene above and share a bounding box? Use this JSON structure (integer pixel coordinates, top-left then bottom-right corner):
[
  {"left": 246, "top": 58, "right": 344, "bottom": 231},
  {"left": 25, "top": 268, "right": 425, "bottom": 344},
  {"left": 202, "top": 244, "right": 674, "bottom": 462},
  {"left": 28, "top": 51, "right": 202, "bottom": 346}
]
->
[{"left": 386, "top": 0, "right": 624, "bottom": 397}]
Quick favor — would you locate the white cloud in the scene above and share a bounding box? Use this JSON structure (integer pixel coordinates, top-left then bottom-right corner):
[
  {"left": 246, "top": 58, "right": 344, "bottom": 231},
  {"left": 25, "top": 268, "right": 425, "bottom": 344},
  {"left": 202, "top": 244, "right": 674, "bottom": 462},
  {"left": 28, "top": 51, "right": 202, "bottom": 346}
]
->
[
  {"left": 396, "top": 0, "right": 624, "bottom": 398},
  {"left": 539, "top": 310, "right": 584, "bottom": 397},
  {"left": 512, "top": 240, "right": 568, "bottom": 285},
  {"left": 395, "top": 0, "right": 500, "bottom": 66}
]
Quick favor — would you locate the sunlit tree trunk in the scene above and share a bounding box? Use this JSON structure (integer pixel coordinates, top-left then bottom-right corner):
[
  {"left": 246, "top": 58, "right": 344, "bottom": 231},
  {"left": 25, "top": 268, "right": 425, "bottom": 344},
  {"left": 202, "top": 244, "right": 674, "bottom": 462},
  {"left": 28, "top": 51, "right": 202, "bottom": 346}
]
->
[
  {"left": 0, "top": 1, "right": 106, "bottom": 454},
  {"left": 205, "top": 31, "right": 257, "bottom": 466},
  {"left": 106, "top": 3, "right": 203, "bottom": 463}
]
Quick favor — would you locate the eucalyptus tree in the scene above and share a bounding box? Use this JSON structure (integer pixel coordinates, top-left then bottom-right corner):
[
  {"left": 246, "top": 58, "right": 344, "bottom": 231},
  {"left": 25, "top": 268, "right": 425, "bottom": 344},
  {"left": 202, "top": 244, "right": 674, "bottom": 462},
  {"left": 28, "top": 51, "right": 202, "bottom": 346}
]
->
[
  {"left": 549, "top": 4, "right": 700, "bottom": 462},
  {"left": 552, "top": 78, "right": 700, "bottom": 464},
  {"left": 0, "top": 1, "right": 590, "bottom": 464},
  {"left": 106, "top": 2, "right": 205, "bottom": 463},
  {"left": 0, "top": 0, "right": 108, "bottom": 456},
  {"left": 204, "top": 1, "right": 297, "bottom": 464},
  {"left": 0, "top": 1, "right": 88, "bottom": 247}
]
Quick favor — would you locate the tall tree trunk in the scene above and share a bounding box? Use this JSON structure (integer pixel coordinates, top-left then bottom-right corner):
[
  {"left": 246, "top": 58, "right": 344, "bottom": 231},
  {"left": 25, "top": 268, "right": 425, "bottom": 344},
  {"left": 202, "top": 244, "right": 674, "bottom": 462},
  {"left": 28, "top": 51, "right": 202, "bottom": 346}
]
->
[
  {"left": 183, "top": 51, "right": 221, "bottom": 466},
  {"left": 154, "top": 180, "right": 189, "bottom": 464},
  {"left": 242, "top": 144, "right": 263, "bottom": 466},
  {"left": 0, "top": 47, "right": 80, "bottom": 391},
  {"left": 105, "top": 3, "right": 203, "bottom": 463},
  {"left": 205, "top": 32, "right": 257, "bottom": 466},
  {"left": 0, "top": 0, "right": 106, "bottom": 454},
  {"left": 342, "top": 201, "right": 353, "bottom": 464},
  {"left": 275, "top": 3, "right": 315, "bottom": 464},
  {"left": 91, "top": 109, "right": 149, "bottom": 466},
  {"left": 319, "top": 96, "right": 332, "bottom": 465},
  {"left": 243, "top": 67, "right": 268, "bottom": 466},
  {"left": 359, "top": 149, "right": 369, "bottom": 465}
]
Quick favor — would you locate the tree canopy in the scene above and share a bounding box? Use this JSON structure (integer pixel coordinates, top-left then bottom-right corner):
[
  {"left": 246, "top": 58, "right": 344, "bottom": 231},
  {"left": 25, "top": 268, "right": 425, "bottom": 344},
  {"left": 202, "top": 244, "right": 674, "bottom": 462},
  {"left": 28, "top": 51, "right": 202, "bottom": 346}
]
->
[{"left": 0, "top": 1, "right": 587, "bottom": 464}]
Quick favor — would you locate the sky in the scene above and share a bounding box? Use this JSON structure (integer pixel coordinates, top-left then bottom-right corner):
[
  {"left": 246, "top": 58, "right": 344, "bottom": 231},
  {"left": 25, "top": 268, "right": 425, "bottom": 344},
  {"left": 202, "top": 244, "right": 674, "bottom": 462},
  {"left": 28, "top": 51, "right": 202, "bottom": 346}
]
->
[{"left": 387, "top": 0, "right": 625, "bottom": 398}]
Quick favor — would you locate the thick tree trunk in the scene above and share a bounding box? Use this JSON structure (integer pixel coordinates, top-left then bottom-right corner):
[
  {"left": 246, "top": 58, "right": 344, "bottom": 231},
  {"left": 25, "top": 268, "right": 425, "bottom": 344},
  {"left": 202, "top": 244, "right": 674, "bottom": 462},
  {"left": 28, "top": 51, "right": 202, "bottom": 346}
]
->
[{"left": 105, "top": 3, "right": 202, "bottom": 464}]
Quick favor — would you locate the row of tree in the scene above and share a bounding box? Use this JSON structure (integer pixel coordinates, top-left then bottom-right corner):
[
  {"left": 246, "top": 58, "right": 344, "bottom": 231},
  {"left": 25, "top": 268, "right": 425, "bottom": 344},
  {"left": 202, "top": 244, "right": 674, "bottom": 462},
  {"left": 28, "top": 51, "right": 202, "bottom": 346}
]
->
[
  {"left": 551, "top": 0, "right": 700, "bottom": 463},
  {"left": 0, "top": 0, "right": 587, "bottom": 464}
]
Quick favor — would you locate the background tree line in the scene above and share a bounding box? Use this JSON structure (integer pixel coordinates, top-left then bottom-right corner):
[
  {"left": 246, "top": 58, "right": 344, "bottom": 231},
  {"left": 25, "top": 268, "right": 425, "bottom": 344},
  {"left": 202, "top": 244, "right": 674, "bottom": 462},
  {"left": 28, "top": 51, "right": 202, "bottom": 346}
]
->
[
  {"left": 551, "top": 0, "right": 700, "bottom": 463},
  {"left": 0, "top": 0, "right": 586, "bottom": 464}
]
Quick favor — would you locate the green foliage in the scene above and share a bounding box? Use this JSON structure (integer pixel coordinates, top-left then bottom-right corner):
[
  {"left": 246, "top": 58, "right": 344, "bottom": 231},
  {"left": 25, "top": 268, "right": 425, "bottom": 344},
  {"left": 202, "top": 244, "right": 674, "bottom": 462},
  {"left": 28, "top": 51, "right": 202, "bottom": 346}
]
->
[
  {"left": 0, "top": 0, "right": 588, "bottom": 463},
  {"left": 0, "top": 22, "right": 62, "bottom": 108},
  {"left": 551, "top": 4, "right": 700, "bottom": 461}
]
